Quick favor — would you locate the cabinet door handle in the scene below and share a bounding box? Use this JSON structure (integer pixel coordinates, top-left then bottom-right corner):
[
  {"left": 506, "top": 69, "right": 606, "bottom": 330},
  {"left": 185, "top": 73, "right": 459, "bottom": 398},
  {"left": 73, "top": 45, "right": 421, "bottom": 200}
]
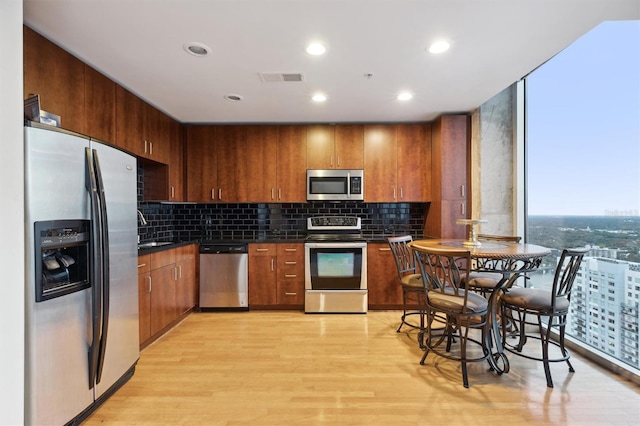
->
[
  {"left": 278, "top": 188, "right": 282, "bottom": 200},
  {"left": 285, "top": 274, "right": 297, "bottom": 278},
  {"left": 460, "top": 185, "right": 465, "bottom": 198},
  {"left": 285, "top": 261, "right": 297, "bottom": 265},
  {"left": 178, "top": 265, "right": 182, "bottom": 279},
  {"left": 284, "top": 248, "right": 297, "bottom": 252},
  {"left": 147, "top": 276, "right": 152, "bottom": 293},
  {"left": 218, "top": 189, "right": 222, "bottom": 200},
  {"left": 271, "top": 259, "right": 275, "bottom": 271},
  {"left": 211, "top": 189, "right": 215, "bottom": 200},
  {"left": 393, "top": 187, "right": 396, "bottom": 200},
  {"left": 400, "top": 187, "right": 404, "bottom": 200},
  {"left": 284, "top": 292, "right": 297, "bottom": 296},
  {"left": 330, "top": 155, "right": 333, "bottom": 167},
  {"left": 150, "top": 142, "right": 153, "bottom": 155},
  {"left": 171, "top": 186, "right": 175, "bottom": 198},
  {"left": 144, "top": 140, "right": 148, "bottom": 154},
  {"left": 174, "top": 267, "right": 178, "bottom": 281},
  {"left": 461, "top": 202, "right": 465, "bottom": 216},
  {"left": 336, "top": 156, "right": 340, "bottom": 168},
  {"left": 379, "top": 247, "right": 391, "bottom": 252},
  {"left": 256, "top": 248, "right": 269, "bottom": 252},
  {"left": 271, "top": 188, "right": 275, "bottom": 200},
  {"left": 138, "top": 263, "right": 147, "bottom": 268}
]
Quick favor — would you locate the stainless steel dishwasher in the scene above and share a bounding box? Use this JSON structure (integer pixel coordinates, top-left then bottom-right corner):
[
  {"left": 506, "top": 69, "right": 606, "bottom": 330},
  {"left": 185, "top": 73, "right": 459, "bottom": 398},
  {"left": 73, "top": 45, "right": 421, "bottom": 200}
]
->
[{"left": 199, "top": 243, "right": 248, "bottom": 310}]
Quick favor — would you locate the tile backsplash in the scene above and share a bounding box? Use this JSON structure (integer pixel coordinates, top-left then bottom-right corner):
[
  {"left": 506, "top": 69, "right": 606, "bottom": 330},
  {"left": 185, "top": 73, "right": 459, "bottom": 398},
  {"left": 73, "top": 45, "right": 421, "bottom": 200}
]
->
[
  {"left": 137, "top": 165, "right": 426, "bottom": 243},
  {"left": 138, "top": 201, "right": 426, "bottom": 243}
]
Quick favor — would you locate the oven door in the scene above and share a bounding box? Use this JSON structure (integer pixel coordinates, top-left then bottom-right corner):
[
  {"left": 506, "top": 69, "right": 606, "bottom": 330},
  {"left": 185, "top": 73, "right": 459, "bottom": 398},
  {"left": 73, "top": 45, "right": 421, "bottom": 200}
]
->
[{"left": 304, "top": 241, "right": 367, "bottom": 313}]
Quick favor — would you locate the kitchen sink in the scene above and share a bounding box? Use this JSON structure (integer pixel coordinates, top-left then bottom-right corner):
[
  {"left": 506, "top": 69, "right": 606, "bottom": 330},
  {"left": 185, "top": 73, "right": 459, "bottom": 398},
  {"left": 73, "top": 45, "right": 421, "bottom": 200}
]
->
[{"left": 137, "top": 241, "right": 173, "bottom": 249}]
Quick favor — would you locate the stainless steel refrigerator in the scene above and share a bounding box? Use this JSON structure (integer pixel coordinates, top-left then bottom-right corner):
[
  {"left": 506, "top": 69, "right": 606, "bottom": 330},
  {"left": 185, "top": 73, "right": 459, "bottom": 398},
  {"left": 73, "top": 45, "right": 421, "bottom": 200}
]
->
[{"left": 24, "top": 122, "right": 139, "bottom": 425}]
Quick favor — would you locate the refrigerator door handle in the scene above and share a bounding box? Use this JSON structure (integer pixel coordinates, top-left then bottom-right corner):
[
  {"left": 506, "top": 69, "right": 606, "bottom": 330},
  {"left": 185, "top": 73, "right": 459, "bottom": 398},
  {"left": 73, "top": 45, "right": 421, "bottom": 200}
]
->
[
  {"left": 92, "top": 149, "right": 110, "bottom": 384},
  {"left": 85, "top": 148, "right": 103, "bottom": 390}
]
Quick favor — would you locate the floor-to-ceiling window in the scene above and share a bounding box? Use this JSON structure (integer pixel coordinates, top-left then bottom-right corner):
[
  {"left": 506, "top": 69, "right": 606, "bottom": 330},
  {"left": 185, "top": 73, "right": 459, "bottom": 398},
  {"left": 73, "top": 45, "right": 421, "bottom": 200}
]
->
[{"left": 524, "top": 20, "right": 640, "bottom": 376}]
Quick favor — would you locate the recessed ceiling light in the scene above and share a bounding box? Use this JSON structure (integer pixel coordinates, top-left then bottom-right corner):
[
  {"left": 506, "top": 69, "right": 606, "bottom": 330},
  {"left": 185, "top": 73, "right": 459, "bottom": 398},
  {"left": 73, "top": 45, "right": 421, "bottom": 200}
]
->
[
  {"left": 428, "top": 40, "right": 450, "bottom": 54},
  {"left": 183, "top": 42, "right": 212, "bottom": 57},
  {"left": 224, "top": 94, "right": 243, "bottom": 102},
  {"left": 397, "top": 92, "right": 413, "bottom": 101},
  {"left": 312, "top": 93, "right": 327, "bottom": 102},
  {"left": 306, "top": 42, "right": 326, "bottom": 56}
]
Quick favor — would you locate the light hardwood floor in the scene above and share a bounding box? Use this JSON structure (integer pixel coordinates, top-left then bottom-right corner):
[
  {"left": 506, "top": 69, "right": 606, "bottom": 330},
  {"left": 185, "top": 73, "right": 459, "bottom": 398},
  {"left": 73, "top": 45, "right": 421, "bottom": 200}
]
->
[{"left": 85, "top": 311, "right": 639, "bottom": 425}]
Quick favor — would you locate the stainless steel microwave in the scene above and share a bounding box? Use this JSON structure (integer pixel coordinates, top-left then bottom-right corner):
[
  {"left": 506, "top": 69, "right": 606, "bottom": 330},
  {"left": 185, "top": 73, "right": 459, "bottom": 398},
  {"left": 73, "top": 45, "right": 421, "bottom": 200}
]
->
[{"left": 307, "top": 169, "right": 364, "bottom": 201}]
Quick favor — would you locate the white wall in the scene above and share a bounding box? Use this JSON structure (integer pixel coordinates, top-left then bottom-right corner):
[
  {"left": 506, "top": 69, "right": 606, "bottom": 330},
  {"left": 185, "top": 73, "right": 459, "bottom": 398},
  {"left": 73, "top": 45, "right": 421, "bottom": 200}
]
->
[{"left": 0, "top": 1, "right": 25, "bottom": 424}]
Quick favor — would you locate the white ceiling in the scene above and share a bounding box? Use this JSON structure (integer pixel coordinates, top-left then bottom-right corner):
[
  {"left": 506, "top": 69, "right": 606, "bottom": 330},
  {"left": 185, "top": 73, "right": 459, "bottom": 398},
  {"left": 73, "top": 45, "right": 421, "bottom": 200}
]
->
[{"left": 23, "top": 0, "right": 639, "bottom": 124}]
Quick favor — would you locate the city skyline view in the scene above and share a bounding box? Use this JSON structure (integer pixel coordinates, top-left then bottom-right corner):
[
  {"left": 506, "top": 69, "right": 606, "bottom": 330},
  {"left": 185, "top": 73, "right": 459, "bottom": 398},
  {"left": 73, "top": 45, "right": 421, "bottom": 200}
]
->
[{"left": 526, "top": 20, "right": 640, "bottom": 217}]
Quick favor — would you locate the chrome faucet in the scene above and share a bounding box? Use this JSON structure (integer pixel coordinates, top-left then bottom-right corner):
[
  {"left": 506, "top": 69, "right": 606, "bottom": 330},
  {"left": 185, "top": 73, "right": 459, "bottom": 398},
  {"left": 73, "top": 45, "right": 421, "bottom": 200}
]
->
[{"left": 137, "top": 209, "right": 148, "bottom": 226}]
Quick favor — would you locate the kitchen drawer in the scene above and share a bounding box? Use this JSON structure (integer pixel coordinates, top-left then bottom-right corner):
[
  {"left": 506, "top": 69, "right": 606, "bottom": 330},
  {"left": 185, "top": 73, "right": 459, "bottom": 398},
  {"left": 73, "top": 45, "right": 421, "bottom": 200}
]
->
[
  {"left": 137, "top": 254, "right": 151, "bottom": 274},
  {"left": 250, "top": 243, "right": 277, "bottom": 256}
]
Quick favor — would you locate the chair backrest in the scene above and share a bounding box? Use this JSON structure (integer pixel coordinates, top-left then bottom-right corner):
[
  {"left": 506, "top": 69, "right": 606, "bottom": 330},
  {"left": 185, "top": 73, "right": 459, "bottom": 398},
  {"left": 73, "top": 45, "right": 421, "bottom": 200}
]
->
[
  {"left": 551, "top": 247, "right": 590, "bottom": 309},
  {"left": 412, "top": 245, "right": 473, "bottom": 310},
  {"left": 478, "top": 234, "right": 522, "bottom": 243},
  {"left": 387, "top": 236, "right": 416, "bottom": 279}
]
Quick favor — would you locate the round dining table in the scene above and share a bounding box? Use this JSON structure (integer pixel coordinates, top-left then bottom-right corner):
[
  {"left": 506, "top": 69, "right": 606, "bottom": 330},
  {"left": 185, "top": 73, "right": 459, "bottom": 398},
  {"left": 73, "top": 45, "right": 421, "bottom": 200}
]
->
[{"left": 409, "top": 238, "right": 551, "bottom": 374}]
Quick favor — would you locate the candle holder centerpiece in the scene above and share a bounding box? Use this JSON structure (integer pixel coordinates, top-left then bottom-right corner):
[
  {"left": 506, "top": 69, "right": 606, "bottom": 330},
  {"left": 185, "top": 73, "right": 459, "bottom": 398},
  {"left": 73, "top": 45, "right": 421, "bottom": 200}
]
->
[{"left": 456, "top": 219, "right": 488, "bottom": 247}]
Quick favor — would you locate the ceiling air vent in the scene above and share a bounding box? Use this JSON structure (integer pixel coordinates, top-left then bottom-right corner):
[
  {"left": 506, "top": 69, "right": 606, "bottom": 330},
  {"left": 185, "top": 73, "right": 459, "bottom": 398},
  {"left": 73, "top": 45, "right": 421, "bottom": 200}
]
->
[{"left": 258, "top": 72, "right": 304, "bottom": 83}]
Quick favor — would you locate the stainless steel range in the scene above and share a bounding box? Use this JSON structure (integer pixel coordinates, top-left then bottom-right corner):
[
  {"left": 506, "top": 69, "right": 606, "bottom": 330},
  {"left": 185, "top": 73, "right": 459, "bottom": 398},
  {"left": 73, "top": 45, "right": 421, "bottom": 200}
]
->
[{"left": 304, "top": 216, "right": 367, "bottom": 313}]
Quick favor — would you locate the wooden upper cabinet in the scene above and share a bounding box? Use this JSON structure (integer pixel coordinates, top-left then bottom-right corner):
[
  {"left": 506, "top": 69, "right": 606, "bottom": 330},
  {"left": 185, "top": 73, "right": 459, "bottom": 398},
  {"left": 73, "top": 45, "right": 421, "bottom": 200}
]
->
[
  {"left": 307, "top": 124, "right": 364, "bottom": 170},
  {"left": 335, "top": 124, "right": 364, "bottom": 169},
  {"left": 276, "top": 126, "right": 307, "bottom": 202},
  {"left": 115, "top": 85, "right": 145, "bottom": 156},
  {"left": 432, "top": 115, "right": 469, "bottom": 201},
  {"left": 145, "top": 105, "right": 172, "bottom": 164},
  {"left": 246, "top": 125, "right": 278, "bottom": 202},
  {"left": 168, "top": 120, "right": 184, "bottom": 201},
  {"left": 306, "top": 125, "right": 335, "bottom": 169},
  {"left": 186, "top": 126, "right": 218, "bottom": 202},
  {"left": 23, "top": 26, "right": 85, "bottom": 134},
  {"left": 216, "top": 125, "right": 278, "bottom": 202},
  {"left": 84, "top": 66, "right": 116, "bottom": 144},
  {"left": 214, "top": 126, "right": 245, "bottom": 202},
  {"left": 115, "top": 84, "right": 173, "bottom": 163},
  {"left": 364, "top": 124, "right": 397, "bottom": 202},
  {"left": 364, "top": 123, "right": 431, "bottom": 202},
  {"left": 396, "top": 123, "right": 431, "bottom": 202}
]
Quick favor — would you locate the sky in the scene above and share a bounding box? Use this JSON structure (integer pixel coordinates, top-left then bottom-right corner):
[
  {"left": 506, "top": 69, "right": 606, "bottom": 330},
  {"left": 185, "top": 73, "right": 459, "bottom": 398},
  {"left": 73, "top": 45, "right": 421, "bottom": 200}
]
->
[{"left": 526, "top": 20, "right": 640, "bottom": 216}]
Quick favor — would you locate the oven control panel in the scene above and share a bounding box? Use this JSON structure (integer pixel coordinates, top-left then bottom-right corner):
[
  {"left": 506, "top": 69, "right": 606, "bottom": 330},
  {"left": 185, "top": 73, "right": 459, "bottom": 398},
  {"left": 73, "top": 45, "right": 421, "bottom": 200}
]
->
[{"left": 307, "top": 216, "right": 361, "bottom": 230}]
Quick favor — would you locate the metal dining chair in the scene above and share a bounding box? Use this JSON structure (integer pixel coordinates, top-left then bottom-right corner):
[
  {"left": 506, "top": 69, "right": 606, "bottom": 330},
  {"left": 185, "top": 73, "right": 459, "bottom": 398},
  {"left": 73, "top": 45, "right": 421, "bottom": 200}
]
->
[
  {"left": 412, "top": 244, "right": 490, "bottom": 388},
  {"left": 387, "top": 236, "right": 425, "bottom": 333},
  {"left": 500, "top": 247, "right": 589, "bottom": 387},
  {"left": 464, "top": 234, "right": 522, "bottom": 298}
]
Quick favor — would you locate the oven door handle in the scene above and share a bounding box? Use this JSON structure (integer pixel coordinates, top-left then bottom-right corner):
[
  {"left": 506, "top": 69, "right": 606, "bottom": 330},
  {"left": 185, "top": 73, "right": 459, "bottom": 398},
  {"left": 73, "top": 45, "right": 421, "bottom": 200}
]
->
[{"left": 305, "top": 242, "right": 367, "bottom": 249}]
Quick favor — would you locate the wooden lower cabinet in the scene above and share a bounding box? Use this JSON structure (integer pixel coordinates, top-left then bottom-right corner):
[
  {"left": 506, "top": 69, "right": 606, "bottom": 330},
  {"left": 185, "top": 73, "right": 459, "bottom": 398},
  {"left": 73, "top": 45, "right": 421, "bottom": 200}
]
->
[
  {"left": 248, "top": 243, "right": 277, "bottom": 306},
  {"left": 137, "top": 255, "right": 152, "bottom": 344},
  {"left": 175, "top": 245, "right": 197, "bottom": 315},
  {"left": 248, "top": 242, "right": 304, "bottom": 308},
  {"left": 138, "top": 244, "right": 197, "bottom": 349},
  {"left": 367, "top": 242, "right": 403, "bottom": 309}
]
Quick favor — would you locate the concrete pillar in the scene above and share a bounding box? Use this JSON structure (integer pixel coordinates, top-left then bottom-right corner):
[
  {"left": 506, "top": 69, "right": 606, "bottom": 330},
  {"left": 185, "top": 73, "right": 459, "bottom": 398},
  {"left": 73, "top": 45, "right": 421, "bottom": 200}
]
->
[{"left": 471, "top": 85, "right": 517, "bottom": 236}]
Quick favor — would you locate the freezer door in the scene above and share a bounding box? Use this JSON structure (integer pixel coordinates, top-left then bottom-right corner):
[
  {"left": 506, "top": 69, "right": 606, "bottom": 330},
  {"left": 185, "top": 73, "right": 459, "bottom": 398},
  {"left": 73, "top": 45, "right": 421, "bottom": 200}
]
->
[
  {"left": 91, "top": 141, "right": 140, "bottom": 398},
  {"left": 24, "top": 126, "right": 95, "bottom": 425}
]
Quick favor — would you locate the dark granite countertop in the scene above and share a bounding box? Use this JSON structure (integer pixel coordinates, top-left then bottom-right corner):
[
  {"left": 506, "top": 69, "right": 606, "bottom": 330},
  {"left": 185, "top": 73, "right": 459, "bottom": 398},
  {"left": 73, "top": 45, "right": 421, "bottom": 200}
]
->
[{"left": 137, "top": 234, "right": 423, "bottom": 255}]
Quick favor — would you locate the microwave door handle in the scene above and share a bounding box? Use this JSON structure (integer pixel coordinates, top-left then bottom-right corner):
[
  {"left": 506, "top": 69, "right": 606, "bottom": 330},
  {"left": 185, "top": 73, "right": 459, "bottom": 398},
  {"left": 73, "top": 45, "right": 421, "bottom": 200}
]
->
[
  {"left": 347, "top": 172, "right": 351, "bottom": 198},
  {"left": 92, "top": 149, "right": 110, "bottom": 384}
]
